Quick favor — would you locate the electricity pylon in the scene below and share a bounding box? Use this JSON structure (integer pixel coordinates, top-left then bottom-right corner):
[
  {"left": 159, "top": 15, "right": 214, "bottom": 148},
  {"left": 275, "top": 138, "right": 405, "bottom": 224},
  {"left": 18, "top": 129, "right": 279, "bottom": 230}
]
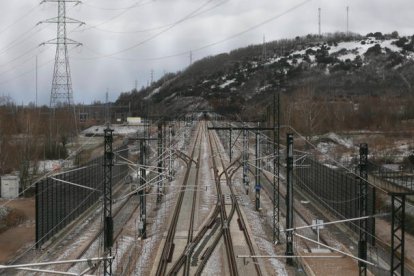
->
[{"left": 39, "top": 0, "right": 83, "bottom": 108}]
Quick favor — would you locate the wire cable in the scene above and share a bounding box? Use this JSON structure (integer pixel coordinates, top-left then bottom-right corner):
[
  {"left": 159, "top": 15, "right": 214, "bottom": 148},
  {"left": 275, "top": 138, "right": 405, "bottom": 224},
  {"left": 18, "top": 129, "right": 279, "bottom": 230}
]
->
[
  {"left": 82, "top": 0, "right": 148, "bottom": 11},
  {"left": 76, "top": 0, "right": 151, "bottom": 32},
  {"left": 0, "top": 3, "right": 40, "bottom": 36},
  {"left": 76, "top": 0, "right": 311, "bottom": 62},
  {"left": 75, "top": 0, "right": 219, "bottom": 60},
  {"left": 81, "top": 0, "right": 228, "bottom": 35}
]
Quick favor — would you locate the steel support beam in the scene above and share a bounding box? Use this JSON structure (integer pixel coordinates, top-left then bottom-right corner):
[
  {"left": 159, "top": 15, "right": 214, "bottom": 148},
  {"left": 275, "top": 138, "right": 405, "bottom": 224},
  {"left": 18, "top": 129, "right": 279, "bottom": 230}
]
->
[
  {"left": 391, "top": 193, "right": 407, "bottom": 276},
  {"left": 359, "top": 143, "right": 368, "bottom": 276},
  {"left": 285, "top": 133, "right": 294, "bottom": 265},
  {"left": 255, "top": 131, "right": 261, "bottom": 211},
  {"left": 157, "top": 122, "right": 163, "bottom": 203},
  {"left": 273, "top": 91, "right": 280, "bottom": 243},
  {"left": 243, "top": 129, "right": 249, "bottom": 194},
  {"left": 103, "top": 128, "right": 114, "bottom": 276},
  {"left": 168, "top": 124, "right": 174, "bottom": 181},
  {"left": 139, "top": 139, "right": 147, "bottom": 239}
]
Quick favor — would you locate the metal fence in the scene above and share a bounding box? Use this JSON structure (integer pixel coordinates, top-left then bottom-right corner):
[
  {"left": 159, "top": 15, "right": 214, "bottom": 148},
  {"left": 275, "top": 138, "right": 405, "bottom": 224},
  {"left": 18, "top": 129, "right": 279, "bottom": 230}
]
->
[
  {"left": 368, "top": 161, "right": 414, "bottom": 191},
  {"left": 295, "top": 156, "right": 375, "bottom": 243},
  {"left": 35, "top": 144, "right": 128, "bottom": 248}
]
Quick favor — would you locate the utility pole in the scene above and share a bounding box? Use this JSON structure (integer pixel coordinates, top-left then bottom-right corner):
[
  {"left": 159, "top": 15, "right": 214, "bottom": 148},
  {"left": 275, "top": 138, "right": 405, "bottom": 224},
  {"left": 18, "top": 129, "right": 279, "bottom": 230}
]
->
[
  {"left": 242, "top": 129, "right": 249, "bottom": 194},
  {"left": 190, "top": 51, "right": 193, "bottom": 66},
  {"left": 273, "top": 91, "right": 280, "bottom": 243},
  {"left": 285, "top": 133, "right": 294, "bottom": 265},
  {"left": 318, "top": 7, "right": 321, "bottom": 37},
  {"left": 390, "top": 192, "right": 412, "bottom": 276},
  {"left": 35, "top": 55, "right": 38, "bottom": 108},
  {"left": 255, "top": 130, "right": 261, "bottom": 211},
  {"left": 168, "top": 124, "right": 173, "bottom": 181},
  {"left": 150, "top": 69, "right": 154, "bottom": 85},
  {"left": 347, "top": 6, "right": 349, "bottom": 36},
  {"left": 139, "top": 139, "right": 147, "bottom": 239},
  {"left": 40, "top": 0, "right": 83, "bottom": 108},
  {"left": 358, "top": 144, "right": 368, "bottom": 276},
  {"left": 262, "top": 35, "right": 267, "bottom": 62},
  {"left": 157, "top": 122, "right": 163, "bottom": 203},
  {"left": 105, "top": 90, "right": 110, "bottom": 126},
  {"left": 103, "top": 128, "right": 114, "bottom": 275},
  {"left": 229, "top": 125, "right": 232, "bottom": 162}
]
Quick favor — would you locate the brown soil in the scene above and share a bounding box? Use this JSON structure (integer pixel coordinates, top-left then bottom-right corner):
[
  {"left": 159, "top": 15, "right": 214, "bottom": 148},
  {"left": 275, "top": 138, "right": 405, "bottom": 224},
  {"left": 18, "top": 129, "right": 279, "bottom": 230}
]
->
[{"left": 0, "top": 198, "right": 35, "bottom": 263}]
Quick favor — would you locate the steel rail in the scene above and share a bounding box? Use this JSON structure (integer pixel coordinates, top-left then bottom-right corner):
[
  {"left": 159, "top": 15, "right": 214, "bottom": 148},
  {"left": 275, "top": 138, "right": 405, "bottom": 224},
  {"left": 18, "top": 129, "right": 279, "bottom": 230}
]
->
[{"left": 155, "top": 124, "right": 202, "bottom": 276}]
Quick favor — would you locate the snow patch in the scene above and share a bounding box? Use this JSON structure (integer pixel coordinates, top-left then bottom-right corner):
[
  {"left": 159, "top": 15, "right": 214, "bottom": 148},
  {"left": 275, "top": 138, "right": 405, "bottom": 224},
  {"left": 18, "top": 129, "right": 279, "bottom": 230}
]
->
[
  {"left": 144, "top": 87, "right": 161, "bottom": 100},
  {"left": 219, "top": 79, "right": 236, "bottom": 89},
  {"left": 325, "top": 132, "right": 353, "bottom": 148},
  {"left": 82, "top": 125, "right": 143, "bottom": 136}
]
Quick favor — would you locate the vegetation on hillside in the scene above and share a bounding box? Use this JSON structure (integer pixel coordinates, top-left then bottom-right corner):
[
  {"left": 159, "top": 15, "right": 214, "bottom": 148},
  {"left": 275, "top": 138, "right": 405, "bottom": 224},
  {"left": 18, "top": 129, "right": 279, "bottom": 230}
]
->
[{"left": 115, "top": 32, "right": 414, "bottom": 137}]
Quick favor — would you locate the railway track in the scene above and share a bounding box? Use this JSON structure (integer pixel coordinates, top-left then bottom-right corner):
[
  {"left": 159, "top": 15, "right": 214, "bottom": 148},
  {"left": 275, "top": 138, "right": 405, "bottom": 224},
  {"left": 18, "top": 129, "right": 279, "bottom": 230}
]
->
[
  {"left": 66, "top": 194, "right": 139, "bottom": 274},
  {"left": 9, "top": 178, "right": 135, "bottom": 276},
  {"left": 155, "top": 123, "right": 203, "bottom": 276},
  {"left": 162, "top": 122, "right": 265, "bottom": 276},
  {"left": 211, "top": 130, "right": 263, "bottom": 276}
]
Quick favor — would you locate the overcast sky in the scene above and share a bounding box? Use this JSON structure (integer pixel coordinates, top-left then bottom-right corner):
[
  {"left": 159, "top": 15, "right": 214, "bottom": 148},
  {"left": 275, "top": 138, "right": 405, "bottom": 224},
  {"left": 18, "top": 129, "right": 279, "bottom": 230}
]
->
[{"left": 0, "top": 0, "right": 413, "bottom": 106}]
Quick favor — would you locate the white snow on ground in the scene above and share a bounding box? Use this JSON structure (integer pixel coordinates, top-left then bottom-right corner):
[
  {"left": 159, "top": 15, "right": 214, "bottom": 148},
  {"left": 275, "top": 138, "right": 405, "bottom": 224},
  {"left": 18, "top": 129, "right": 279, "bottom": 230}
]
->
[
  {"left": 235, "top": 178, "right": 288, "bottom": 276},
  {"left": 219, "top": 79, "right": 236, "bottom": 89},
  {"left": 134, "top": 186, "right": 174, "bottom": 275},
  {"left": 220, "top": 129, "right": 287, "bottom": 275},
  {"left": 337, "top": 52, "right": 358, "bottom": 62},
  {"left": 134, "top": 123, "right": 195, "bottom": 275},
  {"left": 37, "top": 159, "right": 74, "bottom": 173},
  {"left": 317, "top": 142, "right": 333, "bottom": 154},
  {"left": 112, "top": 235, "right": 135, "bottom": 272},
  {"left": 325, "top": 132, "right": 354, "bottom": 148},
  {"left": 82, "top": 125, "right": 143, "bottom": 136},
  {"left": 203, "top": 247, "right": 222, "bottom": 275},
  {"left": 200, "top": 133, "right": 214, "bottom": 214},
  {"left": 0, "top": 206, "right": 10, "bottom": 220},
  {"left": 144, "top": 87, "right": 161, "bottom": 100},
  {"left": 280, "top": 37, "right": 409, "bottom": 66}
]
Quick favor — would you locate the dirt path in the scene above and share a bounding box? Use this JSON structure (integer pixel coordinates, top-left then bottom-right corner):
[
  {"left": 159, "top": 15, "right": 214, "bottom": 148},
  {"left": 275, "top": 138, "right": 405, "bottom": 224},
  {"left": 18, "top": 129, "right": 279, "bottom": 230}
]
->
[{"left": 0, "top": 198, "right": 35, "bottom": 264}]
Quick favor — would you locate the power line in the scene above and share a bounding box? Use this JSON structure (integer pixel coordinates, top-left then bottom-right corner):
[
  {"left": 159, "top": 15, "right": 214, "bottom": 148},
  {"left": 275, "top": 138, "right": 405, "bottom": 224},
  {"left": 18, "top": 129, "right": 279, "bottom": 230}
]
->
[
  {"left": 0, "top": 4, "right": 41, "bottom": 36},
  {"left": 75, "top": 0, "right": 151, "bottom": 32},
  {"left": 0, "top": 25, "right": 43, "bottom": 57},
  {"left": 82, "top": 0, "right": 148, "bottom": 11},
  {"left": 0, "top": 1, "right": 82, "bottom": 66},
  {"left": 75, "top": 0, "right": 310, "bottom": 62},
  {"left": 79, "top": 0, "right": 228, "bottom": 35},
  {"left": 0, "top": 45, "right": 78, "bottom": 86},
  {"left": 76, "top": 0, "right": 217, "bottom": 60}
]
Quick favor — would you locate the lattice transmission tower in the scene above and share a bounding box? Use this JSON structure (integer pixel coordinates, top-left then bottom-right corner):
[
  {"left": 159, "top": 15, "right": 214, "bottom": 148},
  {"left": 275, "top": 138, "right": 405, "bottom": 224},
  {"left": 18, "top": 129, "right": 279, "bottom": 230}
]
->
[{"left": 40, "top": 0, "right": 83, "bottom": 107}]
